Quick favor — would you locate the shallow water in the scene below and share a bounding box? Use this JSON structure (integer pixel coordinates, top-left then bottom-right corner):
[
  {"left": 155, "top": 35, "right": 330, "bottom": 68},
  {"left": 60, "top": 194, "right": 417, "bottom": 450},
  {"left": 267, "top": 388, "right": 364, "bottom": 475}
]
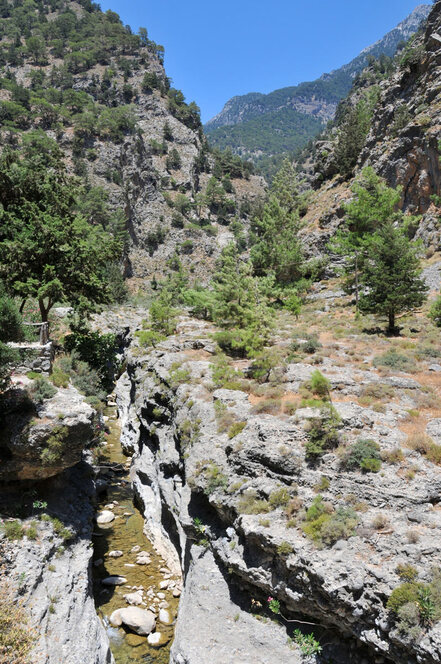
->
[{"left": 92, "top": 410, "right": 179, "bottom": 664}]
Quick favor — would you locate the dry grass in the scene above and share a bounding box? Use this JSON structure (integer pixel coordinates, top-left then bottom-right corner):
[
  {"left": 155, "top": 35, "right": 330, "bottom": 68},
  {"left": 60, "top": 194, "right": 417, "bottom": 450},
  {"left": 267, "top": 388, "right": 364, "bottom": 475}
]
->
[{"left": 0, "top": 582, "right": 35, "bottom": 664}]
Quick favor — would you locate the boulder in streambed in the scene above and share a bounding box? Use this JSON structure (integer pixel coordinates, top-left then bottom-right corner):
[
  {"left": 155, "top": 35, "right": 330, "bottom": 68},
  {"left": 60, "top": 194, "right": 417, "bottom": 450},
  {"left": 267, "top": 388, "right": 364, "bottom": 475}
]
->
[
  {"left": 108, "top": 550, "right": 123, "bottom": 558},
  {"left": 97, "top": 510, "right": 115, "bottom": 525},
  {"left": 112, "top": 607, "right": 156, "bottom": 635}
]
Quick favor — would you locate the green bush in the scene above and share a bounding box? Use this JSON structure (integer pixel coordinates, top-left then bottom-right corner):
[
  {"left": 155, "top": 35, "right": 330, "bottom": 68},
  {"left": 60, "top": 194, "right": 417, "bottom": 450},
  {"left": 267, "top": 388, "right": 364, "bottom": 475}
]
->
[
  {"left": 310, "top": 370, "right": 331, "bottom": 397},
  {"left": 342, "top": 439, "right": 382, "bottom": 472},
  {"left": 0, "top": 341, "right": 19, "bottom": 390},
  {"left": 305, "top": 404, "right": 341, "bottom": 460},
  {"left": 269, "top": 487, "right": 290, "bottom": 508},
  {"left": 3, "top": 520, "right": 24, "bottom": 541},
  {"left": 227, "top": 421, "right": 246, "bottom": 439},
  {"left": 429, "top": 295, "right": 441, "bottom": 327},
  {"left": 387, "top": 583, "right": 421, "bottom": 614},
  {"left": 31, "top": 377, "right": 57, "bottom": 403},
  {"left": 237, "top": 491, "right": 270, "bottom": 514},
  {"left": 203, "top": 462, "right": 229, "bottom": 495},
  {"left": 40, "top": 426, "right": 69, "bottom": 466},
  {"left": 0, "top": 290, "right": 23, "bottom": 342},
  {"left": 396, "top": 564, "right": 418, "bottom": 582},
  {"left": 302, "top": 496, "right": 358, "bottom": 546},
  {"left": 373, "top": 350, "right": 416, "bottom": 373},
  {"left": 291, "top": 334, "right": 322, "bottom": 355},
  {"left": 277, "top": 541, "right": 293, "bottom": 556}
]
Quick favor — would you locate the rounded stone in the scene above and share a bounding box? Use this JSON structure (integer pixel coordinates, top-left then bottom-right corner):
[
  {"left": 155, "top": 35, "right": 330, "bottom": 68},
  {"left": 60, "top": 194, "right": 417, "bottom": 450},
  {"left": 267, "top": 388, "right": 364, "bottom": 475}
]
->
[
  {"left": 158, "top": 608, "right": 172, "bottom": 625},
  {"left": 102, "top": 576, "right": 127, "bottom": 586},
  {"left": 97, "top": 510, "right": 115, "bottom": 525},
  {"left": 126, "top": 633, "right": 145, "bottom": 647},
  {"left": 147, "top": 632, "right": 168, "bottom": 648},
  {"left": 108, "top": 550, "right": 124, "bottom": 558},
  {"left": 119, "top": 607, "right": 156, "bottom": 636}
]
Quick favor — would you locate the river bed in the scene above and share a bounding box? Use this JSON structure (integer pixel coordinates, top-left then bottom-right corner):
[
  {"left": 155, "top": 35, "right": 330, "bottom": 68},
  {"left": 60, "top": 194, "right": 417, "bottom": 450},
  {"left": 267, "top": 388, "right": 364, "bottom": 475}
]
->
[{"left": 92, "top": 409, "right": 180, "bottom": 664}]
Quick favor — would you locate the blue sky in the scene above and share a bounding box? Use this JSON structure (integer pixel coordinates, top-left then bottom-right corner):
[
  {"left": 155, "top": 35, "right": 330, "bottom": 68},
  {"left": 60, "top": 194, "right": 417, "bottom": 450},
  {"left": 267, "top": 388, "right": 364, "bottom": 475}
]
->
[{"left": 100, "top": 1, "right": 428, "bottom": 123}]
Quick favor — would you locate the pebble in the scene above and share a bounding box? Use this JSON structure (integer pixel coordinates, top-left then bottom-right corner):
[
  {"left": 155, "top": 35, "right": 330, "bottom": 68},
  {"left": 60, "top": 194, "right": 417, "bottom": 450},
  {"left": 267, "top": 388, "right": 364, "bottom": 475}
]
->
[
  {"left": 108, "top": 550, "right": 124, "bottom": 558},
  {"left": 157, "top": 592, "right": 166, "bottom": 600},
  {"left": 172, "top": 589, "right": 181, "bottom": 598},
  {"left": 158, "top": 608, "right": 172, "bottom": 625},
  {"left": 159, "top": 580, "right": 169, "bottom": 590},
  {"left": 131, "top": 545, "right": 141, "bottom": 553}
]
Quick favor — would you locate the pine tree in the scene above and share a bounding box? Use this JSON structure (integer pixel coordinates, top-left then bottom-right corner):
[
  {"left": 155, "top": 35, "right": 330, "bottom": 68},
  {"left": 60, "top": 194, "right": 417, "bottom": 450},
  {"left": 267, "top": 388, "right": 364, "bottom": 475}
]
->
[
  {"left": 331, "top": 167, "right": 402, "bottom": 308},
  {"left": 358, "top": 223, "right": 428, "bottom": 334}
]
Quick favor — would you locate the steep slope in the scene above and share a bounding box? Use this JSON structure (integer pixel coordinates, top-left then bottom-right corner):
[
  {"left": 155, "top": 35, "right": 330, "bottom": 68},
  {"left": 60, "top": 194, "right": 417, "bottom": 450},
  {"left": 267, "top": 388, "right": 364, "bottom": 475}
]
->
[
  {"left": 0, "top": 0, "right": 265, "bottom": 283},
  {"left": 205, "top": 5, "right": 430, "bottom": 178},
  {"left": 300, "top": 0, "right": 441, "bottom": 262}
]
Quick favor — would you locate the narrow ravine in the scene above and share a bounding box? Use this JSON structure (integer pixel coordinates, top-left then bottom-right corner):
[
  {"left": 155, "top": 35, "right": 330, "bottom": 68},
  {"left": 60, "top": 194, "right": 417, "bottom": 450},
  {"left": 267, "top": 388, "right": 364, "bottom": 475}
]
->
[{"left": 92, "top": 407, "right": 181, "bottom": 664}]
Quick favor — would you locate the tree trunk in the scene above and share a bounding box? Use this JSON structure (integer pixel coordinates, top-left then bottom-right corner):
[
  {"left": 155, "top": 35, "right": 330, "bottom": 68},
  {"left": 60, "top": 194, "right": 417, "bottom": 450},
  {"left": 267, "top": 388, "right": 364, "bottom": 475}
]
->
[
  {"left": 388, "top": 311, "right": 395, "bottom": 335},
  {"left": 354, "top": 253, "right": 359, "bottom": 310},
  {"left": 38, "top": 299, "right": 49, "bottom": 323}
]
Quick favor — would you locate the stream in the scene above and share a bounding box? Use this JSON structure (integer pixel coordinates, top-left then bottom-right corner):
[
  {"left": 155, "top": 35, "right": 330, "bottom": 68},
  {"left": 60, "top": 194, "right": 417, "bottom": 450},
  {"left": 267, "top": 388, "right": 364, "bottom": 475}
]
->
[{"left": 92, "top": 408, "right": 180, "bottom": 664}]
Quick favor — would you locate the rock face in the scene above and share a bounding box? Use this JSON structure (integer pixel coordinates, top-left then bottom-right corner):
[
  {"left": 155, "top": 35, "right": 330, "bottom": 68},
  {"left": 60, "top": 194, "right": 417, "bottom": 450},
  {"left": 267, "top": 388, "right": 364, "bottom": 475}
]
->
[
  {"left": 0, "top": 384, "right": 96, "bottom": 481},
  {"left": 204, "top": 6, "right": 430, "bottom": 168},
  {"left": 0, "top": 461, "right": 114, "bottom": 664},
  {"left": 301, "top": 2, "right": 441, "bottom": 259},
  {"left": 115, "top": 316, "right": 441, "bottom": 664},
  {"left": 0, "top": 0, "right": 265, "bottom": 283}
]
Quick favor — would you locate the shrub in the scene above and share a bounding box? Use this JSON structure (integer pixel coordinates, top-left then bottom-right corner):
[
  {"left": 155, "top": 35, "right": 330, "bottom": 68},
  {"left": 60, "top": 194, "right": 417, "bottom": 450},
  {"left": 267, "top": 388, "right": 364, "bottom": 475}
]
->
[
  {"left": 228, "top": 421, "right": 246, "bottom": 439},
  {"left": 360, "top": 382, "right": 395, "bottom": 401},
  {"left": 277, "top": 541, "right": 293, "bottom": 556},
  {"left": 373, "top": 350, "right": 416, "bottom": 373},
  {"left": 40, "top": 426, "right": 69, "bottom": 466},
  {"left": 204, "top": 462, "right": 229, "bottom": 495},
  {"left": 0, "top": 291, "right": 23, "bottom": 342},
  {"left": 387, "top": 583, "right": 421, "bottom": 614},
  {"left": 407, "top": 433, "right": 441, "bottom": 465},
  {"left": 135, "top": 329, "right": 165, "bottom": 348},
  {"left": 291, "top": 630, "right": 322, "bottom": 656},
  {"left": 166, "top": 148, "right": 181, "bottom": 171},
  {"left": 50, "top": 365, "right": 70, "bottom": 388},
  {"left": 251, "top": 398, "right": 281, "bottom": 415},
  {"left": 269, "top": 487, "right": 290, "bottom": 508},
  {"left": 305, "top": 404, "right": 341, "bottom": 460},
  {"left": 429, "top": 295, "right": 441, "bottom": 327},
  {"left": 372, "top": 513, "right": 390, "bottom": 530},
  {"left": 309, "top": 370, "right": 330, "bottom": 397},
  {"left": 397, "top": 564, "right": 418, "bottom": 582},
  {"left": 314, "top": 476, "right": 330, "bottom": 492},
  {"left": 238, "top": 491, "right": 270, "bottom": 514},
  {"left": 342, "top": 439, "right": 382, "bottom": 472},
  {"left": 290, "top": 334, "right": 322, "bottom": 355},
  {"left": 31, "top": 376, "right": 57, "bottom": 403},
  {"left": 249, "top": 349, "right": 282, "bottom": 384},
  {"left": 302, "top": 497, "right": 358, "bottom": 546},
  {"left": 3, "top": 520, "right": 24, "bottom": 541}
]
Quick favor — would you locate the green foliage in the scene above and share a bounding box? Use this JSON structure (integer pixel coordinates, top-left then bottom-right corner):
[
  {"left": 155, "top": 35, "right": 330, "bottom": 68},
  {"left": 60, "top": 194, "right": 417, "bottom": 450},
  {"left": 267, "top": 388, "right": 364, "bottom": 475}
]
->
[
  {"left": 183, "top": 288, "right": 216, "bottom": 321},
  {"left": 0, "top": 287, "right": 23, "bottom": 341},
  {"left": 387, "top": 584, "right": 421, "bottom": 614},
  {"left": 203, "top": 462, "right": 229, "bottom": 496},
  {"left": 359, "top": 222, "right": 427, "bottom": 333},
  {"left": 291, "top": 630, "right": 323, "bottom": 657},
  {"left": 149, "top": 288, "right": 178, "bottom": 336},
  {"left": 237, "top": 491, "right": 270, "bottom": 514},
  {"left": 248, "top": 349, "right": 281, "bottom": 383},
  {"left": 3, "top": 520, "right": 24, "bottom": 541},
  {"left": 305, "top": 404, "right": 341, "bottom": 460},
  {"left": 334, "top": 88, "right": 379, "bottom": 178},
  {"left": 303, "top": 496, "right": 358, "bottom": 546},
  {"left": 0, "top": 341, "right": 19, "bottom": 391},
  {"left": 277, "top": 541, "right": 293, "bottom": 556},
  {"left": 269, "top": 487, "right": 291, "bottom": 508},
  {"left": 342, "top": 439, "right": 382, "bottom": 472},
  {"left": 251, "top": 161, "right": 305, "bottom": 286},
  {"left": 64, "top": 326, "right": 117, "bottom": 390},
  {"left": 0, "top": 150, "right": 122, "bottom": 322},
  {"left": 167, "top": 88, "right": 201, "bottom": 130},
  {"left": 54, "top": 352, "right": 106, "bottom": 401},
  {"left": 40, "top": 426, "right": 69, "bottom": 466},
  {"left": 373, "top": 350, "right": 415, "bottom": 373},
  {"left": 166, "top": 148, "right": 182, "bottom": 171},
  {"left": 211, "top": 243, "right": 272, "bottom": 357},
  {"left": 31, "top": 376, "right": 57, "bottom": 403},
  {"left": 429, "top": 295, "right": 441, "bottom": 327},
  {"left": 309, "top": 370, "right": 330, "bottom": 398},
  {"left": 227, "top": 421, "right": 247, "bottom": 439},
  {"left": 135, "top": 329, "right": 165, "bottom": 348},
  {"left": 396, "top": 564, "right": 418, "bottom": 582}
]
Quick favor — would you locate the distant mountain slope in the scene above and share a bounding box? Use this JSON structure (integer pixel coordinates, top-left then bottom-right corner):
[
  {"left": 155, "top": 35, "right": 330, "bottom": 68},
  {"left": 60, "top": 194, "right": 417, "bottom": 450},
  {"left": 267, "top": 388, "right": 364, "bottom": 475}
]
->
[{"left": 205, "top": 4, "right": 431, "bottom": 177}]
